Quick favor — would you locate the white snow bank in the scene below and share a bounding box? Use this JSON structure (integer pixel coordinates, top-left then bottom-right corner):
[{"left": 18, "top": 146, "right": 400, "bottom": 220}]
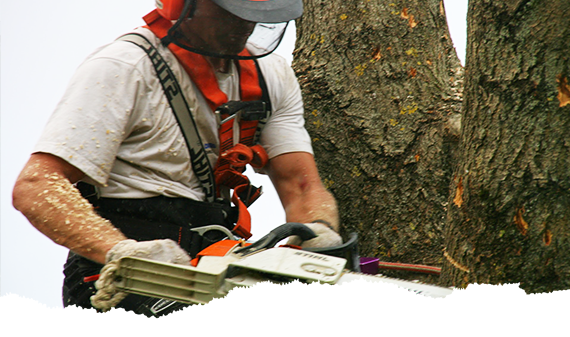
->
[{"left": 1, "top": 281, "right": 567, "bottom": 336}]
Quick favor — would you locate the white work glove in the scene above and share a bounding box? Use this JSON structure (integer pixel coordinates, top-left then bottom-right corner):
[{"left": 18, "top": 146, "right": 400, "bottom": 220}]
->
[
  {"left": 286, "top": 222, "right": 342, "bottom": 248},
  {"left": 105, "top": 239, "right": 191, "bottom": 265},
  {"left": 91, "top": 239, "right": 191, "bottom": 311}
]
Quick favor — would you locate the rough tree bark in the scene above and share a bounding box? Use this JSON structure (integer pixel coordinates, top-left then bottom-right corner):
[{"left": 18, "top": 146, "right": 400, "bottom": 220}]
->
[
  {"left": 292, "top": 0, "right": 462, "bottom": 282},
  {"left": 441, "top": 0, "right": 570, "bottom": 293}
]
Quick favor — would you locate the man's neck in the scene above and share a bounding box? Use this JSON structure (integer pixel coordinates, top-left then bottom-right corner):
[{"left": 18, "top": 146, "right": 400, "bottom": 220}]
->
[{"left": 206, "top": 57, "right": 232, "bottom": 74}]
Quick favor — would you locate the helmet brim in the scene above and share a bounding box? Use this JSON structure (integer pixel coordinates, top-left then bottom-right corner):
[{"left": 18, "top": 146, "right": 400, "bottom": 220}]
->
[{"left": 212, "top": 0, "right": 303, "bottom": 23}]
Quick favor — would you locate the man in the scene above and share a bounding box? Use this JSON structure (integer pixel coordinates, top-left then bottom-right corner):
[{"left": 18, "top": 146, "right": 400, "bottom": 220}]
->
[{"left": 12, "top": 0, "right": 340, "bottom": 316}]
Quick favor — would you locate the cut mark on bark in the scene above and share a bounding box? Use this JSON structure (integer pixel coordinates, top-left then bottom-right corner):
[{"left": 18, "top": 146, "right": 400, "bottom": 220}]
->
[
  {"left": 400, "top": 8, "right": 418, "bottom": 28},
  {"left": 543, "top": 229, "right": 552, "bottom": 246},
  {"left": 453, "top": 177, "right": 464, "bottom": 208},
  {"left": 556, "top": 75, "right": 570, "bottom": 107},
  {"left": 513, "top": 206, "right": 528, "bottom": 236},
  {"left": 371, "top": 46, "right": 382, "bottom": 61},
  {"left": 443, "top": 249, "right": 470, "bottom": 273}
]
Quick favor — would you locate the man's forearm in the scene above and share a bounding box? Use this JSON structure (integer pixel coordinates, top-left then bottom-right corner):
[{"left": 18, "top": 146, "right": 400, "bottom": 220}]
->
[
  {"left": 13, "top": 163, "right": 126, "bottom": 264},
  {"left": 267, "top": 152, "right": 341, "bottom": 232},
  {"left": 283, "top": 188, "right": 340, "bottom": 232}
]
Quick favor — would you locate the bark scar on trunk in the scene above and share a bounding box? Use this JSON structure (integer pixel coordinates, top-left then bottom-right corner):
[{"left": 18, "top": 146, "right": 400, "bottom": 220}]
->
[
  {"left": 556, "top": 75, "right": 570, "bottom": 107},
  {"left": 543, "top": 229, "right": 552, "bottom": 246},
  {"left": 513, "top": 206, "right": 528, "bottom": 236},
  {"left": 453, "top": 176, "right": 464, "bottom": 208}
]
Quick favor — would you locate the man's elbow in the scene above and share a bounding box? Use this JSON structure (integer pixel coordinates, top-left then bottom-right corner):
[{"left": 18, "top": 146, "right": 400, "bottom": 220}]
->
[
  {"left": 12, "top": 163, "right": 45, "bottom": 215},
  {"left": 12, "top": 176, "right": 34, "bottom": 214}
]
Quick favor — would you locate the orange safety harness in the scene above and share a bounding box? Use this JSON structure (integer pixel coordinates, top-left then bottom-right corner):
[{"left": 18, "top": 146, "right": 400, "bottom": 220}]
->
[{"left": 142, "top": 10, "right": 271, "bottom": 239}]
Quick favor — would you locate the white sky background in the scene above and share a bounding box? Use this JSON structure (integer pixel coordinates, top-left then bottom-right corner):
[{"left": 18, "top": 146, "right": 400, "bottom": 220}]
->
[
  {"left": 0, "top": 0, "right": 489, "bottom": 310},
  {"left": 1, "top": 1, "right": 568, "bottom": 334}
]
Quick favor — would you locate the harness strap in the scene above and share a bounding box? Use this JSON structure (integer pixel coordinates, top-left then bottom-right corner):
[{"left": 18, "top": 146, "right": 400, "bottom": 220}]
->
[{"left": 117, "top": 33, "right": 217, "bottom": 203}]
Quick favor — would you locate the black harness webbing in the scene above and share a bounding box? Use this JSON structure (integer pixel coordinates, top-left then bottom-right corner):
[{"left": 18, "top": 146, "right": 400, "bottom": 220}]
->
[
  {"left": 118, "top": 33, "right": 216, "bottom": 202},
  {"left": 253, "top": 60, "right": 272, "bottom": 143}
]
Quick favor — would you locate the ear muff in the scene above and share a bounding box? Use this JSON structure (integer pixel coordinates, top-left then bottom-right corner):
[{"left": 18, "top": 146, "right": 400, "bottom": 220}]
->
[{"left": 155, "top": 0, "right": 186, "bottom": 20}]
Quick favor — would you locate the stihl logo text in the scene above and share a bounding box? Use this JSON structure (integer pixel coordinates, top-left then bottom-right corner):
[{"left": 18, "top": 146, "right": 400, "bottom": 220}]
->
[{"left": 293, "top": 252, "right": 330, "bottom": 261}]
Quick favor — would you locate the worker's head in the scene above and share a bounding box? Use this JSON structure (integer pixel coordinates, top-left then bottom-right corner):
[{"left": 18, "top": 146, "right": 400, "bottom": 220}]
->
[{"left": 156, "top": 0, "right": 303, "bottom": 59}]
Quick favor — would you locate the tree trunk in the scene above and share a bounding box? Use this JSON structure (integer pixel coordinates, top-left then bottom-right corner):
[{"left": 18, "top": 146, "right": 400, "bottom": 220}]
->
[
  {"left": 293, "top": 0, "right": 462, "bottom": 282},
  {"left": 441, "top": 0, "right": 570, "bottom": 293}
]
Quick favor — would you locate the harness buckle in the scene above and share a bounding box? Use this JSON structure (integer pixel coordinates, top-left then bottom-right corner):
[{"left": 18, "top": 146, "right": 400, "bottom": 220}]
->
[{"left": 215, "top": 100, "right": 268, "bottom": 126}]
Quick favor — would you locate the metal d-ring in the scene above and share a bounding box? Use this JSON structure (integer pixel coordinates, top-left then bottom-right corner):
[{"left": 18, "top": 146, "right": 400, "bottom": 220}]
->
[{"left": 190, "top": 225, "right": 236, "bottom": 241}]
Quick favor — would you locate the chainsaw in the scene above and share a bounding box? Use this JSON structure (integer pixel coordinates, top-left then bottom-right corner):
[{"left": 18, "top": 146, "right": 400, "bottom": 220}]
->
[{"left": 107, "top": 223, "right": 452, "bottom": 305}]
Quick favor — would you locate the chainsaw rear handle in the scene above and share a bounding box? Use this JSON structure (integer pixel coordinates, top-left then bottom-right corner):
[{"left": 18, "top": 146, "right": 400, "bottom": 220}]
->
[{"left": 234, "top": 222, "right": 317, "bottom": 256}]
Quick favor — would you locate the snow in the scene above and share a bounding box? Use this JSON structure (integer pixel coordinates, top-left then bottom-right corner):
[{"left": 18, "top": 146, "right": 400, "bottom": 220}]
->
[{"left": 2, "top": 281, "right": 567, "bottom": 336}]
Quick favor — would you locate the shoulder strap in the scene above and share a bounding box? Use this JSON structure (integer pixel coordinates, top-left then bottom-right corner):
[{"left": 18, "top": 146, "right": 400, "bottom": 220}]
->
[
  {"left": 253, "top": 59, "right": 272, "bottom": 144},
  {"left": 117, "top": 33, "right": 217, "bottom": 203}
]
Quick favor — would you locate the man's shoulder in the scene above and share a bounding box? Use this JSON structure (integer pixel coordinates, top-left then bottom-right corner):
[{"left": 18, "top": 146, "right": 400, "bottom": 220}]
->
[
  {"left": 255, "top": 52, "right": 298, "bottom": 93},
  {"left": 83, "top": 28, "right": 162, "bottom": 67},
  {"left": 255, "top": 51, "right": 290, "bottom": 70}
]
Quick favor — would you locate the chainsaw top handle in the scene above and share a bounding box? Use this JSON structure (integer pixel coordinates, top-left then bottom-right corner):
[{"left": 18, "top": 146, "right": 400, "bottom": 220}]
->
[{"left": 233, "top": 223, "right": 361, "bottom": 272}]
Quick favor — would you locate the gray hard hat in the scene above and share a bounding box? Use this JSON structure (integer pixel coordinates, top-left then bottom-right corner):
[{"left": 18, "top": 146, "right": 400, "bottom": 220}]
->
[{"left": 212, "top": 0, "right": 303, "bottom": 23}]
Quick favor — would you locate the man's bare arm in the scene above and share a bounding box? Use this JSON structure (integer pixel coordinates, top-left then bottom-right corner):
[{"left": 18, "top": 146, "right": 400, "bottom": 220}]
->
[
  {"left": 266, "top": 152, "right": 339, "bottom": 232},
  {"left": 12, "top": 152, "right": 127, "bottom": 264}
]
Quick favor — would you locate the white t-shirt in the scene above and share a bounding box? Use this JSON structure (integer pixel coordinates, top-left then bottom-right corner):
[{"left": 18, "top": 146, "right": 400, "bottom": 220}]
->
[{"left": 34, "top": 27, "right": 313, "bottom": 201}]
